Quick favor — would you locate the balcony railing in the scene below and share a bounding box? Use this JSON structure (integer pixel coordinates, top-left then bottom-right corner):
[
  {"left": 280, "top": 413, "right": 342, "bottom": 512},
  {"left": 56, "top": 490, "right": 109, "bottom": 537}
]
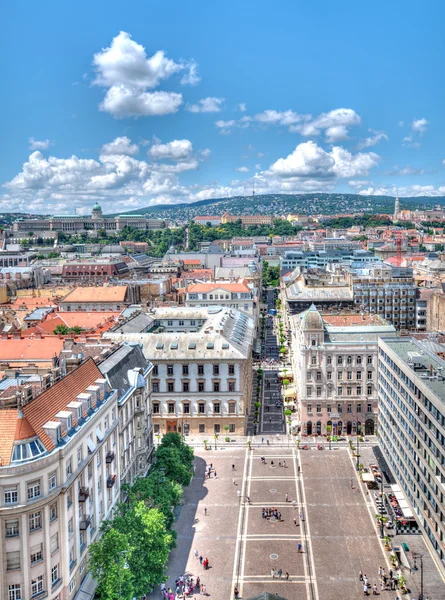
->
[
  {"left": 105, "top": 451, "right": 115, "bottom": 464},
  {"left": 79, "top": 515, "right": 91, "bottom": 530},
  {"left": 107, "top": 474, "right": 117, "bottom": 488},
  {"left": 78, "top": 487, "right": 89, "bottom": 502}
]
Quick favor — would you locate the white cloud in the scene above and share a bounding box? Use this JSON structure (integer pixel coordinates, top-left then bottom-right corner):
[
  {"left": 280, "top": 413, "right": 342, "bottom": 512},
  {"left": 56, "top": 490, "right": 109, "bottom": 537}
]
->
[
  {"left": 290, "top": 108, "right": 361, "bottom": 142},
  {"left": 200, "top": 148, "right": 212, "bottom": 158},
  {"left": 235, "top": 166, "right": 250, "bottom": 173},
  {"left": 99, "top": 86, "right": 182, "bottom": 118},
  {"left": 237, "top": 103, "right": 247, "bottom": 112},
  {"left": 358, "top": 185, "right": 445, "bottom": 198},
  {"left": 29, "top": 138, "right": 52, "bottom": 150},
  {"left": 267, "top": 141, "right": 379, "bottom": 180},
  {"left": 412, "top": 118, "right": 428, "bottom": 135},
  {"left": 357, "top": 130, "right": 389, "bottom": 149},
  {"left": 92, "top": 31, "right": 197, "bottom": 118},
  {"left": 149, "top": 139, "right": 193, "bottom": 161},
  {"left": 186, "top": 97, "right": 224, "bottom": 113},
  {"left": 180, "top": 60, "right": 200, "bottom": 85},
  {"left": 402, "top": 135, "right": 420, "bottom": 149},
  {"left": 398, "top": 121, "right": 405, "bottom": 127},
  {"left": 254, "top": 109, "right": 305, "bottom": 126},
  {"left": 100, "top": 136, "right": 139, "bottom": 156},
  {"left": 348, "top": 180, "right": 370, "bottom": 189}
]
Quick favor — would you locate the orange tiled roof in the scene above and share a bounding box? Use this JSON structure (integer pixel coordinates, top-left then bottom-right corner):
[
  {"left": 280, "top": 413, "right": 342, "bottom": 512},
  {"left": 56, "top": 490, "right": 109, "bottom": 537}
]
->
[
  {"left": 183, "top": 259, "right": 201, "bottom": 265},
  {"left": 25, "top": 312, "right": 119, "bottom": 336},
  {"left": 23, "top": 358, "right": 103, "bottom": 451},
  {"left": 322, "top": 314, "right": 385, "bottom": 327},
  {"left": 61, "top": 286, "right": 127, "bottom": 303},
  {"left": 15, "top": 413, "right": 36, "bottom": 441},
  {"left": 0, "top": 337, "right": 64, "bottom": 361},
  {"left": 187, "top": 281, "right": 250, "bottom": 293},
  {"left": 0, "top": 409, "right": 19, "bottom": 467}
]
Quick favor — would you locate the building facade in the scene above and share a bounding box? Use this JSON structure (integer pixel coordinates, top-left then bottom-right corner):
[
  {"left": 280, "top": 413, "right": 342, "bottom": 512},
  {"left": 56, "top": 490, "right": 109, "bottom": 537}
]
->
[
  {"left": 185, "top": 281, "right": 257, "bottom": 320},
  {"left": 378, "top": 338, "right": 445, "bottom": 576},
  {"left": 291, "top": 306, "right": 396, "bottom": 437},
  {"left": 0, "top": 359, "right": 120, "bottom": 600},
  {"left": 221, "top": 213, "right": 274, "bottom": 226},
  {"left": 99, "top": 343, "right": 154, "bottom": 489},
  {"left": 104, "top": 307, "right": 254, "bottom": 436}
]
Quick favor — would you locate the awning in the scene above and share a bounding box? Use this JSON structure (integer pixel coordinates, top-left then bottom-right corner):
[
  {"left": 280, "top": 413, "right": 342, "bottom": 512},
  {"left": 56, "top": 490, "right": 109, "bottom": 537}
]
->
[
  {"left": 362, "top": 473, "right": 375, "bottom": 482},
  {"left": 87, "top": 437, "right": 96, "bottom": 453},
  {"left": 284, "top": 386, "right": 297, "bottom": 397},
  {"left": 74, "top": 572, "right": 97, "bottom": 600},
  {"left": 96, "top": 427, "right": 104, "bottom": 442}
]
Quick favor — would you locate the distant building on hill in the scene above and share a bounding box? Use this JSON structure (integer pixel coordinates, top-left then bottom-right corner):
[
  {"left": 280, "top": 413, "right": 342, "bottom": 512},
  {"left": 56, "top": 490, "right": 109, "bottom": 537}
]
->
[{"left": 221, "top": 213, "right": 274, "bottom": 226}]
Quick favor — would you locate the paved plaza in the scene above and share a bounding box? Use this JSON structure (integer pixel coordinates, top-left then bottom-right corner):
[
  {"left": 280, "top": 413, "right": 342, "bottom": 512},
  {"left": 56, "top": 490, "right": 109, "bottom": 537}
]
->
[{"left": 148, "top": 444, "right": 408, "bottom": 600}]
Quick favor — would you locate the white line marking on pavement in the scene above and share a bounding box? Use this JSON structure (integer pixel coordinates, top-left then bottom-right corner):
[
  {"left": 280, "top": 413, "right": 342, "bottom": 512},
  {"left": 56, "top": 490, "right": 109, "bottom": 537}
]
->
[{"left": 230, "top": 442, "right": 250, "bottom": 598}]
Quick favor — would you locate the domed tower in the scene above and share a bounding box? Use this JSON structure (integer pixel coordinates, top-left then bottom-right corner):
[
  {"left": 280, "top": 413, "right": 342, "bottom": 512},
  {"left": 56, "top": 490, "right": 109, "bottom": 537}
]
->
[
  {"left": 92, "top": 203, "right": 103, "bottom": 220},
  {"left": 300, "top": 304, "right": 323, "bottom": 347}
]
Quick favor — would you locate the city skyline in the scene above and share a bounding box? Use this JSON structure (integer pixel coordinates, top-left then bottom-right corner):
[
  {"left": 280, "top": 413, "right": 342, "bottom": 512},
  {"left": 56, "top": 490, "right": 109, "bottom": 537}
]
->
[{"left": 1, "top": 0, "right": 445, "bottom": 215}]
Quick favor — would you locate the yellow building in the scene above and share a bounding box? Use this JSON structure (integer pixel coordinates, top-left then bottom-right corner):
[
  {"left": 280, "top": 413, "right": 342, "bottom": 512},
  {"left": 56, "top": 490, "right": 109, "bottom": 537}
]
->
[{"left": 221, "top": 213, "right": 273, "bottom": 226}]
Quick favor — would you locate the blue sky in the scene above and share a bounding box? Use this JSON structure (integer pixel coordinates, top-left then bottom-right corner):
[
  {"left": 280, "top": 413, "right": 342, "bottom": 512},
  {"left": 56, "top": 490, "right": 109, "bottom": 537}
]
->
[{"left": 1, "top": 0, "right": 444, "bottom": 214}]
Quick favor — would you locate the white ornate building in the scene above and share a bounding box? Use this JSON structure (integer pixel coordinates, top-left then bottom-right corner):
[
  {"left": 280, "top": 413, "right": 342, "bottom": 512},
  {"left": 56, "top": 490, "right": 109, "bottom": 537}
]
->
[{"left": 291, "top": 305, "right": 396, "bottom": 437}]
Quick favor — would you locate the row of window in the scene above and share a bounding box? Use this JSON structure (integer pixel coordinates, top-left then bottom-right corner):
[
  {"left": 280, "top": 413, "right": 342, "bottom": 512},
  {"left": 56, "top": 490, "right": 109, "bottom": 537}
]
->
[
  {"left": 154, "top": 423, "right": 236, "bottom": 434},
  {"left": 154, "top": 364, "right": 236, "bottom": 376},
  {"left": 306, "top": 402, "right": 374, "bottom": 414},
  {"left": 307, "top": 369, "right": 373, "bottom": 380},
  {"left": 306, "top": 384, "right": 374, "bottom": 397},
  {"left": 153, "top": 401, "right": 237, "bottom": 415},
  {"left": 153, "top": 380, "right": 236, "bottom": 393},
  {"left": 5, "top": 504, "right": 58, "bottom": 539}
]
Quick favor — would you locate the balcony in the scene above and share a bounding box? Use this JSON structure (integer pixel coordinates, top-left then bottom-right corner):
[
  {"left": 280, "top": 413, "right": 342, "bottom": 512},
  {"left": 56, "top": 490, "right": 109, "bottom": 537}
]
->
[
  {"left": 105, "top": 451, "right": 115, "bottom": 464},
  {"left": 79, "top": 515, "right": 91, "bottom": 530},
  {"left": 78, "top": 487, "right": 89, "bottom": 502},
  {"left": 107, "top": 474, "right": 117, "bottom": 488}
]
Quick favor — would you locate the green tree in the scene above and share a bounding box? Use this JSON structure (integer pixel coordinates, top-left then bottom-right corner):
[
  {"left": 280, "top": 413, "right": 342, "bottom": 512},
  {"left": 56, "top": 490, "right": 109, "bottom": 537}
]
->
[
  {"left": 128, "top": 473, "right": 183, "bottom": 529},
  {"left": 89, "top": 528, "right": 133, "bottom": 600},
  {"left": 53, "top": 325, "right": 70, "bottom": 335}
]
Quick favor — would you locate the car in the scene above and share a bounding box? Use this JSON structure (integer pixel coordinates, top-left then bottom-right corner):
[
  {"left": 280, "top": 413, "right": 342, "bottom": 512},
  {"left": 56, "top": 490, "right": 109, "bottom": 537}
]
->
[{"left": 337, "top": 437, "right": 347, "bottom": 441}]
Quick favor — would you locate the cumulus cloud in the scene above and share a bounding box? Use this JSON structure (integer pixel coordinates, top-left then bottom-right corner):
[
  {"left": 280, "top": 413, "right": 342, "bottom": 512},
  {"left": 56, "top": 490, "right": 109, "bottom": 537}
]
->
[
  {"left": 237, "top": 103, "right": 247, "bottom": 112},
  {"left": 186, "top": 97, "right": 224, "bottom": 113},
  {"left": 149, "top": 139, "right": 193, "bottom": 161},
  {"left": 290, "top": 108, "right": 361, "bottom": 142},
  {"left": 92, "top": 31, "right": 197, "bottom": 118},
  {"left": 267, "top": 141, "right": 379, "bottom": 180},
  {"left": 358, "top": 184, "right": 445, "bottom": 198},
  {"left": 217, "top": 107, "right": 361, "bottom": 141},
  {"left": 235, "top": 166, "right": 250, "bottom": 173},
  {"left": 100, "top": 136, "right": 139, "bottom": 156},
  {"left": 412, "top": 118, "right": 428, "bottom": 135},
  {"left": 180, "top": 60, "right": 200, "bottom": 85},
  {"left": 29, "top": 138, "right": 52, "bottom": 150},
  {"left": 357, "top": 130, "right": 389, "bottom": 149}
]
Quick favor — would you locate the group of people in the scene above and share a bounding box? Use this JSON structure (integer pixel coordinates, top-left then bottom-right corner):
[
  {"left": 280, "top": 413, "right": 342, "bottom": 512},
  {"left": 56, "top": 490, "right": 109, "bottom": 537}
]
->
[
  {"left": 160, "top": 574, "right": 206, "bottom": 599},
  {"left": 205, "top": 463, "right": 216, "bottom": 479},
  {"left": 360, "top": 566, "right": 398, "bottom": 595},
  {"left": 262, "top": 507, "right": 282, "bottom": 520},
  {"left": 270, "top": 568, "right": 290, "bottom": 580}
]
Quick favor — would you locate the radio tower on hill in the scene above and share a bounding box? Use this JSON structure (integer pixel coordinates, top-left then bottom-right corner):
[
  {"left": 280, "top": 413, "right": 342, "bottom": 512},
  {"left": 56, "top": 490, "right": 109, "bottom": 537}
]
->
[{"left": 393, "top": 191, "right": 400, "bottom": 220}]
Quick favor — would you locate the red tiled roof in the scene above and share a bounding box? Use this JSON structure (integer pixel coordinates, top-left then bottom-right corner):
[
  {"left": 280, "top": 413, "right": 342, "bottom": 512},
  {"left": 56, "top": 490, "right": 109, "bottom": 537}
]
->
[
  {"left": 0, "top": 409, "right": 18, "bottom": 466},
  {"left": 183, "top": 259, "right": 201, "bottom": 265},
  {"left": 15, "top": 413, "right": 36, "bottom": 441},
  {"left": 0, "top": 338, "right": 64, "bottom": 361},
  {"left": 187, "top": 281, "right": 250, "bottom": 293},
  {"left": 23, "top": 358, "right": 103, "bottom": 451},
  {"left": 62, "top": 286, "right": 127, "bottom": 303}
]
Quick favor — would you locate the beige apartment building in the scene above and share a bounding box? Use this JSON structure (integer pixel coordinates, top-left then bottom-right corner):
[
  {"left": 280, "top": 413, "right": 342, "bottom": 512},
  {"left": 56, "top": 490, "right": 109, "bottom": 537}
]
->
[
  {"left": 0, "top": 359, "right": 120, "bottom": 600},
  {"left": 105, "top": 307, "right": 255, "bottom": 436}
]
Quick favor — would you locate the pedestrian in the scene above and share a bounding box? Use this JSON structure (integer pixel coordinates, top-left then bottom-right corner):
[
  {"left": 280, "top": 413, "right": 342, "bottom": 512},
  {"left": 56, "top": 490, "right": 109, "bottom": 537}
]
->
[
  {"left": 262, "top": 437, "right": 264, "bottom": 443},
  {"left": 232, "top": 464, "right": 235, "bottom": 470},
  {"left": 298, "top": 466, "right": 301, "bottom": 473},
  {"left": 194, "top": 549, "right": 199, "bottom": 559},
  {"left": 285, "top": 493, "right": 289, "bottom": 502},
  {"left": 299, "top": 512, "right": 304, "bottom": 521},
  {"left": 372, "top": 583, "right": 378, "bottom": 595},
  {"left": 271, "top": 568, "right": 275, "bottom": 578},
  {"left": 234, "top": 586, "right": 239, "bottom": 599},
  {"left": 297, "top": 543, "right": 302, "bottom": 552},
  {"left": 233, "top": 478, "right": 236, "bottom": 485},
  {"left": 285, "top": 572, "right": 289, "bottom": 580},
  {"left": 277, "top": 568, "right": 282, "bottom": 578},
  {"left": 293, "top": 517, "right": 298, "bottom": 526},
  {"left": 378, "top": 566, "right": 382, "bottom": 577},
  {"left": 202, "top": 584, "right": 207, "bottom": 595},
  {"left": 292, "top": 500, "right": 297, "bottom": 509},
  {"left": 359, "top": 570, "right": 363, "bottom": 581},
  {"left": 199, "top": 556, "right": 203, "bottom": 565},
  {"left": 196, "top": 577, "right": 200, "bottom": 589},
  {"left": 363, "top": 583, "right": 369, "bottom": 596},
  {"left": 204, "top": 507, "right": 207, "bottom": 515},
  {"left": 210, "top": 464, "right": 213, "bottom": 469},
  {"left": 267, "top": 439, "right": 270, "bottom": 445}
]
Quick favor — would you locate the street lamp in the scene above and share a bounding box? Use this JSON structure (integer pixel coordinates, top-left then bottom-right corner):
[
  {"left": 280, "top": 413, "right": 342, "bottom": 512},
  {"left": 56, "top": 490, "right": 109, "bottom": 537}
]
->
[
  {"left": 214, "top": 434, "right": 219, "bottom": 450},
  {"left": 412, "top": 552, "right": 424, "bottom": 600},
  {"left": 356, "top": 424, "right": 361, "bottom": 471}
]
